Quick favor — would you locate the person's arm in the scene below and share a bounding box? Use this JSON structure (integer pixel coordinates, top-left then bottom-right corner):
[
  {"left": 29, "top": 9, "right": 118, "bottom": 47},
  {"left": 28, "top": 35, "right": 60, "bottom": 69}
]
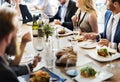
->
[
  {"left": 88, "top": 12, "right": 98, "bottom": 33},
  {"left": 10, "top": 54, "right": 41, "bottom": 76},
  {"left": 12, "top": 32, "right": 31, "bottom": 65}
]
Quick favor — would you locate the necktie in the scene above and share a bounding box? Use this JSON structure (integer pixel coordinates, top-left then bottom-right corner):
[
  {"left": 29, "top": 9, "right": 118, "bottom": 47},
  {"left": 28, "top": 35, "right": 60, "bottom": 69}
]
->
[{"left": 107, "top": 17, "right": 114, "bottom": 41}]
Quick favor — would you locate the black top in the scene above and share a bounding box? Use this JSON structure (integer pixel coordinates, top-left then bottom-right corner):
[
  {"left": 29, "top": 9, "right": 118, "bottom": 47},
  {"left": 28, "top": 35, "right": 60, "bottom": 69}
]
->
[{"left": 0, "top": 56, "right": 19, "bottom": 82}]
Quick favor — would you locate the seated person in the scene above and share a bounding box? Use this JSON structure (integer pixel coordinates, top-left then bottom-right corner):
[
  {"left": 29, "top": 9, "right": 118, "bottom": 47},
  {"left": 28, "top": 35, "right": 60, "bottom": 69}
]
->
[
  {"left": 2, "top": 0, "right": 39, "bottom": 23},
  {"left": 6, "top": 28, "right": 41, "bottom": 76},
  {"left": 33, "top": 0, "right": 54, "bottom": 17},
  {"left": 0, "top": 7, "right": 19, "bottom": 81},
  {"left": 99, "top": 0, "right": 120, "bottom": 51},
  {"left": 72, "top": 0, "right": 98, "bottom": 33},
  {"left": 49, "top": 0, "right": 77, "bottom": 31}
]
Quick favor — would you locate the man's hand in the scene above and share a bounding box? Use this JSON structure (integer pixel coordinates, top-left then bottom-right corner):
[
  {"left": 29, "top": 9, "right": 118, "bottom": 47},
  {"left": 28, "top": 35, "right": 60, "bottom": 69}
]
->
[
  {"left": 98, "top": 39, "right": 109, "bottom": 47},
  {"left": 54, "top": 19, "right": 62, "bottom": 25},
  {"left": 21, "top": 32, "right": 31, "bottom": 44},
  {"left": 32, "top": 54, "right": 41, "bottom": 68}
]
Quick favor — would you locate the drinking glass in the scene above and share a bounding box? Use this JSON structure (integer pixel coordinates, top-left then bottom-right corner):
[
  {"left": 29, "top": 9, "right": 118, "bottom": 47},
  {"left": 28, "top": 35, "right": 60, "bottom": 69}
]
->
[
  {"left": 65, "top": 57, "right": 78, "bottom": 77},
  {"left": 95, "top": 33, "right": 101, "bottom": 42},
  {"left": 73, "top": 25, "right": 80, "bottom": 37},
  {"left": 71, "top": 26, "right": 80, "bottom": 47},
  {"left": 105, "top": 42, "right": 117, "bottom": 70},
  {"left": 65, "top": 57, "right": 77, "bottom": 70},
  {"left": 33, "top": 36, "right": 44, "bottom": 54}
]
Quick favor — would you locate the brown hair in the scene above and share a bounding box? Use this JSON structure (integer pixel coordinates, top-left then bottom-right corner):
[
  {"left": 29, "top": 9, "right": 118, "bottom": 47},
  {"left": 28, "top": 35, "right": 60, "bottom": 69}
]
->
[{"left": 0, "top": 7, "right": 17, "bottom": 41}]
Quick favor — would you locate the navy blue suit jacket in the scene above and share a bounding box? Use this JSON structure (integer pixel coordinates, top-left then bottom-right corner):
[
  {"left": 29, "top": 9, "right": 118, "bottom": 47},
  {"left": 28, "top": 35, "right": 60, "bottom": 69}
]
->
[
  {"left": 19, "top": 4, "right": 33, "bottom": 23},
  {"left": 49, "top": 0, "right": 77, "bottom": 30},
  {"left": 101, "top": 10, "right": 120, "bottom": 45}
]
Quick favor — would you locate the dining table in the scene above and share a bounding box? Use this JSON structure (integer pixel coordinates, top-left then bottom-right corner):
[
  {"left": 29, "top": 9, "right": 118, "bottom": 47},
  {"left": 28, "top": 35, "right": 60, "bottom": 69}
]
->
[{"left": 17, "top": 23, "right": 120, "bottom": 82}]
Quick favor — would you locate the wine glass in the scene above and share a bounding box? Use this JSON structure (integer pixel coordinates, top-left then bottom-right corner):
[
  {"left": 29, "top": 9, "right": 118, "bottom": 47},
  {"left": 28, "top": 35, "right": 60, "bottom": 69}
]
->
[
  {"left": 65, "top": 57, "right": 78, "bottom": 77},
  {"left": 95, "top": 33, "right": 101, "bottom": 42},
  {"left": 33, "top": 36, "right": 44, "bottom": 54},
  {"left": 73, "top": 25, "right": 80, "bottom": 37},
  {"left": 107, "top": 42, "right": 117, "bottom": 68}
]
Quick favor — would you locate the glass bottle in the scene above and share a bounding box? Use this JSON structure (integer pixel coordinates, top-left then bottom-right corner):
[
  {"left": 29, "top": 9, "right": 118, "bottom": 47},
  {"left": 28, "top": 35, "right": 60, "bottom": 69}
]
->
[{"left": 32, "top": 15, "right": 38, "bottom": 37}]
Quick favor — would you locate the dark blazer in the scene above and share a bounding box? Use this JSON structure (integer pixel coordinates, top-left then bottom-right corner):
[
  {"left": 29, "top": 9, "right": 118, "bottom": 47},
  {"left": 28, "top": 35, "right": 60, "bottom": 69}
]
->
[
  {"left": 101, "top": 10, "right": 120, "bottom": 45},
  {"left": 19, "top": 4, "right": 33, "bottom": 23},
  {"left": 0, "top": 57, "right": 19, "bottom": 82},
  {"left": 49, "top": 0, "right": 77, "bottom": 30},
  {"left": 10, "top": 63, "right": 32, "bottom": 76}
]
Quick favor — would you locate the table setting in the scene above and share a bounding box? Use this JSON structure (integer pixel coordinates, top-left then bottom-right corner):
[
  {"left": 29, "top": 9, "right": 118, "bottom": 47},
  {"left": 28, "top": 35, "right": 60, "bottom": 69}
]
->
[{"left": 17, "top": 22, "right": 120, "bottom": 82}]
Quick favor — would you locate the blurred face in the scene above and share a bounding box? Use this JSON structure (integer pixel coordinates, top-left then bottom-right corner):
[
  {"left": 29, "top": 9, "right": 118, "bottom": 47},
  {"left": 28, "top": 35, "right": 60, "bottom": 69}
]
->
[
  {"left": 5, "top": 17, "right": 18, "bottom": 56},
  {"left": 5, "top": 34, "right": 17, "bottom": 56},
  {"left": 106, "top": 0, "right": 115, "bottom": 10},
  {"left": 58, "top": 0, "right": 66, "bottom": 5},
  {"left": 76, "top": 0, "right": 83, "bottom": 8}
]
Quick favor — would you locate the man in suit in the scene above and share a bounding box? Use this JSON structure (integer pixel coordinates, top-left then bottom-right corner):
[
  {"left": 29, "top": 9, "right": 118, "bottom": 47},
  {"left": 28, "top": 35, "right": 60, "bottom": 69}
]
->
[
  {"left": 99, "top": 0, "right": 120, "bottom": 51},
  {"left": 0, "top": 7, "right": 19, "bottom": 82},
  {"left": 49, "top": 0, "right": 77, "bottom": 30},
  {"left": 19, "top": 4, "right": 33, "bottom": 23}
]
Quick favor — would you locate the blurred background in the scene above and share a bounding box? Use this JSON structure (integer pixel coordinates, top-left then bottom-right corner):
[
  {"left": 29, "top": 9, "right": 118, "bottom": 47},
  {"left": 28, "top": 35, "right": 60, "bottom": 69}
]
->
[{"left": 0, "top": 0, "right": 107, "bottom": 33}]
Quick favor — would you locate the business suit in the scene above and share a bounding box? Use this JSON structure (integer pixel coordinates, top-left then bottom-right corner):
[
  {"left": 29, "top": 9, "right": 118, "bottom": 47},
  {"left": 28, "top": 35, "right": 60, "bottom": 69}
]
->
[
  {"left": 19, "top": 4, "right": 33, "bottom": 23},
  {"left": 0, "top": 57, "right": 19, "bottom": 82},
  {"left": 10, "top": 63, "right": 33, "bottom": 76},
  {"left": 49, "top": 0, "right": 77, "bottom": 30},
  {"left": 101, "top": 10, "right": 120, "bottom": 45}
]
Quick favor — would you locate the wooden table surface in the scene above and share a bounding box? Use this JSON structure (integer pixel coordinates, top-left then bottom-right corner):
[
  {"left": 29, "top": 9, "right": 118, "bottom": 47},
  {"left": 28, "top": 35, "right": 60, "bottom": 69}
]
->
[{"left": 19, "top": 24, "right": 120, "bottom": 82}]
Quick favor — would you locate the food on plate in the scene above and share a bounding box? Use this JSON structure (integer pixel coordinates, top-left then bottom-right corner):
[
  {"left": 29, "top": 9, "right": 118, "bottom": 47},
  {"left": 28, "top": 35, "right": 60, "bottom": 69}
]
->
[
  {"left": 55, "top": 47, "right": 77, "bottom": 66},
  {"left": 108, "top": 48, "right": 117, "bottom": 54},
  {"left": 30, "top": 70, "right": 50, "bottom": 82},
  {"left": 58, "top": 29, "right": 66, "bottom": 34},
  {"left": 80, "top": 66, "right": 96, "bottom": 78},
  {"left": 74, "top": 36, "right": 85, "bottom": 42},
  {"left": 59, "top": 54, "right": 77, "bottom": 64},
  {"left": 97, "top": 46, "right": 109, "bottom": 57}
]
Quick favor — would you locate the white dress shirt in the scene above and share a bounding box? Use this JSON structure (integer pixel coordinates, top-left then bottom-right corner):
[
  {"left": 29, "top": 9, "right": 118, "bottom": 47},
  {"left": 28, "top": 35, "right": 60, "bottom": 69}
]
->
[
  {"left": 60, "top": 0, "right": 69, "bottom": 23},
  {"left": 106, "top": 12, "right": 120, "bottom": 42}
]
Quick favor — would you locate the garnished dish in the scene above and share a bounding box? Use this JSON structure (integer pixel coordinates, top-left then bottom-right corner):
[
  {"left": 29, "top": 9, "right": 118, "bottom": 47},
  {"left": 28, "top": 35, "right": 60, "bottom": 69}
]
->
[
  {"left": 55, "top": 26, "right": 73, "bottom": 37},
  {"left": 73, "top": 62, "right": 113, "bottom": 82},
  {"left": 55, "top": 47, "right": 77, "bottom": 66},
  {"left": 80, "top": 66, "right": 96, "bottom": 78},
  {"left": 97, "top": 46, "right": 117, "bottom": 57},
  {"left": 58, "top": 29, "right": 66, "bottom": 34},
  {"left": 87, "top": 46, "right": 120, "bottom": 62},
  {"left": 30, "top": 70, "right": 50, "bottom": 82},
  {"left": 97, "top": 46, "right": 109, "bottom": 57}
]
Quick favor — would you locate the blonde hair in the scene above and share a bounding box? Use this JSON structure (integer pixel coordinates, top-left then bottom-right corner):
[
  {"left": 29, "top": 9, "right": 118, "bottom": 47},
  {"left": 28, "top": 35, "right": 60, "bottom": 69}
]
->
[{"left": 82, "top": 0, "right": 96, "bottom": 13}]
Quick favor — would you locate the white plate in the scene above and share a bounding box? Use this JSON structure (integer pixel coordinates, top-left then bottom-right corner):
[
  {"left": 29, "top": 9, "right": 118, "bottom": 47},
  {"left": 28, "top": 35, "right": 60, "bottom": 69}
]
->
[
  {"left": 79, "top": 41, "right": 97, "bottom": 49},
  {"left": 73, "top": 62, "right": 113, "bottom": 82},
  {"left": 57, "top": 28, "right": 73, "bottom": 37},
  {"left": 26, "top": 22, "right": 33, "bottom": 26},
  {"left": 87, "top": 50, "right": 120, "bottom": 62}
]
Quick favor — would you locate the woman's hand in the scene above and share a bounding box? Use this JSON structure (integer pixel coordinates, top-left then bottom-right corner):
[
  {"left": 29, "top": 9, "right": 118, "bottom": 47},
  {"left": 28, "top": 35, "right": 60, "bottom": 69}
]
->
[{"left": 71, "top": 15, "right": 77, "bottom": 25}]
